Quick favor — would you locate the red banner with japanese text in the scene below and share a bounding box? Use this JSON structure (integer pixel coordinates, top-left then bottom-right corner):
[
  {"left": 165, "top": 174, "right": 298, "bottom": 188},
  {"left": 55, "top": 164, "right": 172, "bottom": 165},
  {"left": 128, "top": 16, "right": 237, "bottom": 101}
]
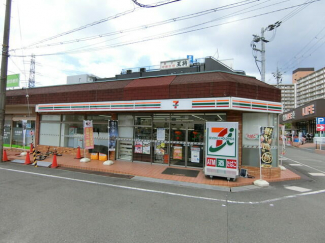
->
[{"left": 83, "top": 120, "right": 94, "bottom": 149}]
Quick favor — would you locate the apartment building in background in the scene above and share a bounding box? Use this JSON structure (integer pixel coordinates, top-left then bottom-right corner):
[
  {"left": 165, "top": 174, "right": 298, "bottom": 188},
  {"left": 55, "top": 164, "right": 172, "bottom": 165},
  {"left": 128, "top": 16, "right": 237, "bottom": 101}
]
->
[{"left": 296, "top": 67, "right": 325, "bottom": 107}]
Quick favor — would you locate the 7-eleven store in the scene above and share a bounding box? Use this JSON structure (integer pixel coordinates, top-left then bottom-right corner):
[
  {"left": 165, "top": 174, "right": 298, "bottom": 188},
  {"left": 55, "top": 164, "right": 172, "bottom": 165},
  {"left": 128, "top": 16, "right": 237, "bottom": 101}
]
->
[{"left": 35, "top": 97, "right": 282, "bottom": 171}]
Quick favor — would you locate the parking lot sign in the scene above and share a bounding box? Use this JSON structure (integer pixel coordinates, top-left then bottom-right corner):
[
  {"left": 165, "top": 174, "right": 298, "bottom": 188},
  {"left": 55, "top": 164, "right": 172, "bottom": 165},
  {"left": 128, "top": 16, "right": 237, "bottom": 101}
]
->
[{"left": 316, "top": 117, "right": 325, "bottom": 125}]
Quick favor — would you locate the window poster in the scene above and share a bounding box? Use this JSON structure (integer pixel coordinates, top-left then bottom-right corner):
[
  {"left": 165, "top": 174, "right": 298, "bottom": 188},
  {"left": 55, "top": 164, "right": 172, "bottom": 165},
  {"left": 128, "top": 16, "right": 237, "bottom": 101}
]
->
[
  {"left": 191, "top": 147, "right": 200, "bottom": 163},
  {"left": 155, "top": 142, "right": 165, "bottom": 155},
  {"left": 173, "top": 146, "right": 183, "bottom": 160},
  {"left": 142, "top": 141, "right": 151, "bottom": 155},
  {"left": 157, "top": 128, "right": 165, "bottom": 140},
  {"left": 134, "top": 141, "right": 143, "bottom": 154}
]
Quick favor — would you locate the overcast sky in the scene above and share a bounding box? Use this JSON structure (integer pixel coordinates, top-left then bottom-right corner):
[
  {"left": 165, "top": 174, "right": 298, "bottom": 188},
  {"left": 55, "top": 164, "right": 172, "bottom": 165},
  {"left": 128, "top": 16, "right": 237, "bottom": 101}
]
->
[{"left": 1, "top": 0, "right": 324, "bottom": 87}]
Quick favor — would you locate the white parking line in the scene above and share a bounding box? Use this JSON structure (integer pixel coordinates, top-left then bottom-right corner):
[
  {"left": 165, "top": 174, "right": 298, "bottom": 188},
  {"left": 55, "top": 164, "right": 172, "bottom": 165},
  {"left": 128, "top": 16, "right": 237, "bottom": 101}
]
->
[
  {"left": 284, "top": 157, "right": 325, "bottom": 173},
  {"left": 309, "top": 173, "right": 325, "bottom": 176},
  {"left": 1, "top": 166, "right": 325, "bottom": 205},
  {"left": 289, "top": 164, "right": 303, "bottom": 166},
  {"left": 285, "top": 186, "right": 311, "bottom": 192}
]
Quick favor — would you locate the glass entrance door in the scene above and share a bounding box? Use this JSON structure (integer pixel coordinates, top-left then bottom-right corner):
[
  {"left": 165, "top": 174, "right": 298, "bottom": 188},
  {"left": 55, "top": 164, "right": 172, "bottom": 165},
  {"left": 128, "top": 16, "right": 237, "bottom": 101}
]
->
[
  {"left": 169, "top": 121, "right": 204, "bottom": 167},
  {"left": 170, "top": 122, "right": 187, "bottom": 166}
]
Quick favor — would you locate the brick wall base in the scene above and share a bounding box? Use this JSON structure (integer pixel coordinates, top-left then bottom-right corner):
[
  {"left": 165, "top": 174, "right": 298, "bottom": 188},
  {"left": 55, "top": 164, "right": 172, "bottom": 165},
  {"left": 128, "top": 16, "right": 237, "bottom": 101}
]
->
[
  {"left": 35, "top": 145, "right": 90, "bottom": 157},
  {"left": 240, "top": 166, "right": 281, "bottom": 179}
]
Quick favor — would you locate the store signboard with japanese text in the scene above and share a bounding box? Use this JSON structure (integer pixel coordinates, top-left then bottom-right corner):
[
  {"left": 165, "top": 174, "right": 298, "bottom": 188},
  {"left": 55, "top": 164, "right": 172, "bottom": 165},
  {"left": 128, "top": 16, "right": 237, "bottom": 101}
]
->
[
  {"left": 83, "top": 120, "right": 94, "bottom": 149},
  {"left": 204, "top": 122, "right": 239, "bottom": 179},
  {"left": 160, "top": 59, "right": 190, "bottom": 70},
  {"left": 7, "top": 74, "right": 20, "bottom": 88}
]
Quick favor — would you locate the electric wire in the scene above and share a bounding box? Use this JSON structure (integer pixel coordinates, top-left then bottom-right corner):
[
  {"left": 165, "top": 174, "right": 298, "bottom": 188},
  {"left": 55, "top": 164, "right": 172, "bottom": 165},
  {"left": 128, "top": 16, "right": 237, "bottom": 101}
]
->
[
  {"left": 11, "top": 4, "right": 141, "bottom": 50},
  {"left": 16, "top": 0, "right": 31, "bottom": 115},
  {"left": 11, "top": 0, "right": 260, "bottom": 51},
  {"left": 47, "top": 0, "right": 265, "bottom": 54},
  {"left": 12, "top": 0, "right": 309, "bottom": 58},
  {"left": 131, "top": 0, "right": 181, "bottom": 8},
  {"left": 280, "top": 24, "right": 325, "bottom": 72}
]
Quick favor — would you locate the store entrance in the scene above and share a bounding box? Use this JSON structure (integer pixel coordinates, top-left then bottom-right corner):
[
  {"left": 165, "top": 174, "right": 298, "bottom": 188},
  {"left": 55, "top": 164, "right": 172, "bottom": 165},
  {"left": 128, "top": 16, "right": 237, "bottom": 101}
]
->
[{"left": 169, "top": 121, "right": 204, "bottom": 168}]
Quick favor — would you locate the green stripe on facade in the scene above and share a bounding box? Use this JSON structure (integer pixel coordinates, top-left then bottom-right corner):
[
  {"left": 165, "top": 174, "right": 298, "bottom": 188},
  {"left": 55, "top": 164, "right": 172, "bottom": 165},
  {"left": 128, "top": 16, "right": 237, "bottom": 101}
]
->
[
  {"left": 135, "top": 104, "right": 160, "bottom": 107},
  {"left": 268, "top": 105, "right": 281, "bottom": 110},
  {"left": 252, "top": 104, "right": 267, "bottom": 109},
  {"left": 111, "top": 105, "right": 133, "bottom": 108},
  {"left": 233, "top": 102, "right": 251, "bottom": 107},
  {"left": 192, "top": 102, "right": 215, "bottom": 106}
]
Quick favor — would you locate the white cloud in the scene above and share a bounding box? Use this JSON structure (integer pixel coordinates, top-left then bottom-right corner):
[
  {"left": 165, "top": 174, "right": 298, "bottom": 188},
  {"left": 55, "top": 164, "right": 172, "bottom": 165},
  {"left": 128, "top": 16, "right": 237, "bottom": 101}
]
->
[{"left": 2, "top": 0, "right": 324, "bottom": 87}]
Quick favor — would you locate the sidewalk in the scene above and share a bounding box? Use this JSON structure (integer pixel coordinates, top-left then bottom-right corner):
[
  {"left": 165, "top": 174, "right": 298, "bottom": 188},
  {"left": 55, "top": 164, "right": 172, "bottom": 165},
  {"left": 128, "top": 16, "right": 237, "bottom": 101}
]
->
[{"left": 3, "top": 149, "right": 301, "bottom": 188}]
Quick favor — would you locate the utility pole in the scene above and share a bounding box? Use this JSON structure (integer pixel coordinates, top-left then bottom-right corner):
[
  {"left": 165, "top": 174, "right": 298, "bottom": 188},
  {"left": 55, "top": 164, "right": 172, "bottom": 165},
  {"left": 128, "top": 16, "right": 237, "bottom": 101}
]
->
[
  {"left": 261, "top": 28, "right": 266, "bottom": 82},
  {"left": 0, "top": 0, "right": 12, "bottom": 162},
  {"left": 273, "top": 66, "right": 283, "bottom": 88},
  {"left": 251, "top": 21, "right": 281, "bottom": 82}
]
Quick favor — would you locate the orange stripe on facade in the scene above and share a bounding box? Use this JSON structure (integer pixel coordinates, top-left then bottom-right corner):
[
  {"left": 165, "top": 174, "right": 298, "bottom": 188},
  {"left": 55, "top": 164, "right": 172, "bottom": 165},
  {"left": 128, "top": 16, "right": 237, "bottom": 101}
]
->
[
  {"left": 233, "top": 100, "right": 251, "bottom": 104},
  {"left": 217, "top": 99, "right": 229, "bottom": 102},
  {"left": 112, "top": 103, "right": 134, "bottom": 105},
  {"left": 268, "top": 103, "right": 282, "bottom": 107},
  {"left": 193, "top": 100, "right": 215, "bottom": 103},
  {"left": 252, "top": 102, "right": 267, "bottom": 105},
  {"left": 135, "top": 102, "right": 160, "bottom": 104},
  {"left": 211, "top": 127, "right": 223, "bottom": 133}
]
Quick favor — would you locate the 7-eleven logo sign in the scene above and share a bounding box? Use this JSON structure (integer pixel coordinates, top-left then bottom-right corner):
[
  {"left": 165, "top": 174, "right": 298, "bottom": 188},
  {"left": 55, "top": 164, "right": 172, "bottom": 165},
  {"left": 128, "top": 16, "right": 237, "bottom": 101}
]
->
[
  {"left": 207, "top": 126, "right": 236, "bottom": 157},
  {"left": 173, "top": 101, "right": 179, "bottom": 109}
]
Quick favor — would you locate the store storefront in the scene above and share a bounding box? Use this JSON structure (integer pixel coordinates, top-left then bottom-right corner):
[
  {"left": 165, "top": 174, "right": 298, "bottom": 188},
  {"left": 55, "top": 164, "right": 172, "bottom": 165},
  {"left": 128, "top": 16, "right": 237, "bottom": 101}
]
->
[
  {"left": 35, "top": 97, "right": 282, "bottom": 168},
  {"left": 5, "top": 70, "right": 282, "bottom": 170},
  {"left": 4, "top": 105, "right": 36, "bottom": 149},
  {"left": 281, "top": 98, "right": 325, "bottom": 136}
]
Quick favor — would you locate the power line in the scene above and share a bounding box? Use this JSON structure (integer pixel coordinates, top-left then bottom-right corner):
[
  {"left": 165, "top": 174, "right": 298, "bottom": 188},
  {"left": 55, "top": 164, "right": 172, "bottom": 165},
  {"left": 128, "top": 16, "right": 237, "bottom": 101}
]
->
[
  {"left": 11, "top": 0, "right": 260, "bottom": 51},
  {"left": 10, "top": 4, "right": 141, "bottom": 51},
  {"left": 131, "top": 0, "right": 181, "bottom": 8},
  {"left": 279, "top": 24, "right": 325, "bottom": 72},
  {"left": 10, "top": 1, "right": 319, "bottom": 59},
  {"left": 12, "top": 1, "right": 313, "bottom": 58}
]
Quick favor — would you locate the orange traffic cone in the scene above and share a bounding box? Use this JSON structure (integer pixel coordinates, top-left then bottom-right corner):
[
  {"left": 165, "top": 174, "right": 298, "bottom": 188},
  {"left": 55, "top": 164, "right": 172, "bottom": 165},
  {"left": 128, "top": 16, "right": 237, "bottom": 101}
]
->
[
  {"left": 75, "top": 146, "right": 82, "bottom": 159},
  {"left": 24, "top": 153, "right": 31, "bottom": 165},
  {"left": 30, "top": 143, "right": 34, "bottom": 154},
  {"left": 2, "top": 150, "right": 10, "bottom": 162},
  {"left": 51, "top": 154, "right": 58, "bottom": 168}
]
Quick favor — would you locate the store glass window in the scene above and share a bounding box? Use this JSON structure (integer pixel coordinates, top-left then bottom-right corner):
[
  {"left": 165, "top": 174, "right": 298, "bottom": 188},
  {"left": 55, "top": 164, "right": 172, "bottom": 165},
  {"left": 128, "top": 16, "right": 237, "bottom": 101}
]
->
[
  {"left": 117, "top": 115, "right": 134, "bottom": 161},
  {"left": 205, "top": 113, "right": 226, "bottom": 122},
  {"left": 41, "top": 115, "right": 60, "bottom": 121},
  {"left": 242, "top": 113, "right": 278, "bottom": 167},
  {"left": 3, "top": 120, "right": 11, "bottom": 146},
  {"left": 134, "top": 115, "right": 152, "bottom": 126},
  {"left": 60, "top": 123, "right": 83, "bottom": 148},
  {"left": 63, "top": 115, "right": 84, "bottom": 122},
  {"left": 40, "top": 122, "right": 61, "bottom": 146}
]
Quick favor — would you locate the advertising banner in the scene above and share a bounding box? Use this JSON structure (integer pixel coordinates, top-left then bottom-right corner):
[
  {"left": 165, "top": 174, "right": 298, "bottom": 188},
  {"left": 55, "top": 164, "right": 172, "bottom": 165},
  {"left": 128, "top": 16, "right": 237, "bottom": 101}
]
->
[
  {"left": 259, "top": 126, "right": 274, "bottom": 168},
  {"left": 142, "top": 141, "right": 151, "bottom": 155},
  {"left": 191, "top": 147, "right": 200, "bottom": 163},
  {"left": 134, "top": 141, "right": 143, "bottom": 153},
  {"left": 204, "top": 122, "right": 239, "bottom": 179},
  {"left": 108, "top": 120, "right": 118, "bottom": 151},
  {"left": 173, "top": 146, "right": 183, "bottom": 160},
  {"left": 83, "top": 120, "right": 94, "bottom": 149},
  {"left": 7, "top": 74, "right": 20, "bottom": 88}
]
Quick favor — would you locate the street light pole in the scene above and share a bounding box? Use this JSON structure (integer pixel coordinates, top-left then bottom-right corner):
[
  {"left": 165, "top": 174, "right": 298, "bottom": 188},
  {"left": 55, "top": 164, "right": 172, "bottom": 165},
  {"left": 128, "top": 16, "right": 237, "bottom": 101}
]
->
[{"left": 0, "top": 0, "right": 12, "bottom": 162}]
